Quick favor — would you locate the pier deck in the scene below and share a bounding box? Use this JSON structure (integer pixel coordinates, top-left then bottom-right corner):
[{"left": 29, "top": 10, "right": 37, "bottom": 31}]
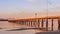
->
[{"left": 8, "top": 16, "right": 60, "bottom": 31}]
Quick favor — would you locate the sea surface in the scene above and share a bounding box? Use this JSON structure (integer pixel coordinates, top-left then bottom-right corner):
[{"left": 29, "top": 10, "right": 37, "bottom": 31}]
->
[
  {"left": 0, "top": 19, "right": 58, "bottom": 34},
  {"left": 0, "top": 21, "right": 41, "bottom": 34}
]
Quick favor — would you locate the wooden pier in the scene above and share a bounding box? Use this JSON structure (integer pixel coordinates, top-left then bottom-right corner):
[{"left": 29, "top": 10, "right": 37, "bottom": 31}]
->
[{"left": 8, "top": 16, "right": 60, "bottom": 31}]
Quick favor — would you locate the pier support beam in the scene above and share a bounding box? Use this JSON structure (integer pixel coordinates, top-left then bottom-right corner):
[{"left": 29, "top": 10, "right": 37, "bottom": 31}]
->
[
  {"left": 41, "top": 19, "right": 43, "bottom": 28},
  {"left": 58, "top": 18, "right": 60, "bottom": 30},
  {"left": 46, "top": 18, "right": 48, "bottom": 31},
  {"left": 37, "top": 19, "right": 40, "bottom": 28},
  {"left": 30, "top": 21, "right": 32, "bottom": 27},
  {"left": 51, "top": 19, "right": 53, "bottom": 31},
  {"left": 34, "top": 20, "right": 36, "bottom": 28},
  {"left": 28, "top": 21, "right": 30, "bottom": 26}
]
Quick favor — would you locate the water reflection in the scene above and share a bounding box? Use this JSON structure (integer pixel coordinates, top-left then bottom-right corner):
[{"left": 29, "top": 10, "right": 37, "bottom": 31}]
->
[
  {"left": 0, "top": 21, "right": 41, "bottom": 34},
  {"left": 0, "top": 20, "right": 58, "bottom": 34}
]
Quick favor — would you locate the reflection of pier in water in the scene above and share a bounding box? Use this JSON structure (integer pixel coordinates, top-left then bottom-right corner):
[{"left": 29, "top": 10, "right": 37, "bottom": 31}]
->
[{"left": 8, "top": 16, "right": 60, "bottom": 31}]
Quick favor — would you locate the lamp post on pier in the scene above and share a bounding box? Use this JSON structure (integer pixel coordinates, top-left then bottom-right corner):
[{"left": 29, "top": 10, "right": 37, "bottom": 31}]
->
[{"left": 35, "top": 13, "right": 37, "bottom": 18}]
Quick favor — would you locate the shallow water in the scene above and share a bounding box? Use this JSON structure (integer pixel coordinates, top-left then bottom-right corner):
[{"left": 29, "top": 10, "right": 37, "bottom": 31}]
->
[{"left": 0, "top": 21, "right": 40, "bottom": 34}]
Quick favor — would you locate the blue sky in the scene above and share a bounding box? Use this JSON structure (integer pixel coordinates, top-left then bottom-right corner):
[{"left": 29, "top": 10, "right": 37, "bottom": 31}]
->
[{"left": 0, "top": 0, "right": 60, "bottom": 18}]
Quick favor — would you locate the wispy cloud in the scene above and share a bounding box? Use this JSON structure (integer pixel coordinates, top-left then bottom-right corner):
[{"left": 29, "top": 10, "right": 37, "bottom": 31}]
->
[{"left": 26, "top": 0, "right": 39, "bottom": 3}]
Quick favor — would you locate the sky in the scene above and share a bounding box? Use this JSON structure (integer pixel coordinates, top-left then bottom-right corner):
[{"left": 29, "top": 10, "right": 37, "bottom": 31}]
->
[{"left": 0, "top": 0, "right": 60, "bottom": 19}]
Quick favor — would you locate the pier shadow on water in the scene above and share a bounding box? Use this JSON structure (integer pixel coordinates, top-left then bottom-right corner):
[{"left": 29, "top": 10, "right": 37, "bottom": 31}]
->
[
  {"left": 0, "top": 28, "right": 3, "bottom": 29},
  {"left": 35, "top": 30, "right": 60, "bottom": 34},
  {"left": 6, "top": 28, "right": 46, "bottom": 31}
]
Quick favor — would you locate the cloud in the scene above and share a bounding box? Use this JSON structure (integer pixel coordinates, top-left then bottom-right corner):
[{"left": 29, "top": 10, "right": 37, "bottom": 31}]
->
[{"left": 26, "top": 0, "right": 39, "bottom": 3}]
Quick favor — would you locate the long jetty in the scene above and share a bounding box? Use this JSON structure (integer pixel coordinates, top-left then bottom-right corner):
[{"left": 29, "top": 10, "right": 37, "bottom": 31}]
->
[{"left": 8, "top": 16, "right": 60, "bottom": 31}]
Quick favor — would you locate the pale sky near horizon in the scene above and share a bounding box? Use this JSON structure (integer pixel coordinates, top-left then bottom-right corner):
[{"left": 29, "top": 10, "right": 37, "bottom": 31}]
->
[{"left": 0, "top": 0, "right": 60, "bottom": 19}]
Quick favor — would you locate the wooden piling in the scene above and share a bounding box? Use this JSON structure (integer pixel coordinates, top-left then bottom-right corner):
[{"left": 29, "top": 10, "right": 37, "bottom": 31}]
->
[
  {"left": 46, "top": 18, "right": 48, "bottom": 31},
  {"left": 41, "top": 19, "right": 43, "bottom": 28},
  {"left": 51, "top": 19, "right": 53, "bottom": 31},
  {"left": 58, "top": 18, "right": 60, "bottom": 30},
  {"left": 33, "top": 21, "right": 35, "bottom": 27},
  {"left": 37, "top": 19, "right": 40, "bottom": 28},
  {"left": 31, "top": 21, "right": 32, "bottom": 27},
  {"left": 28, "top": 21, "right": 29, "bottom": 26}
]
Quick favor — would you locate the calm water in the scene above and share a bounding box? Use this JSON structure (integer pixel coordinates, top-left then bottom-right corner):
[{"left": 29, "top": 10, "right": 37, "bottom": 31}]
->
[
  {"left": 0, "top": 21, "right": 37, "bottom": 34},
  {"left": 0, "top": 19, "right": 58, "bottom": 34}
]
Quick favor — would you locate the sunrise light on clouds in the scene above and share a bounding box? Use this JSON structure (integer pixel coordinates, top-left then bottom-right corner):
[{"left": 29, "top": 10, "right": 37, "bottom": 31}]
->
[{"left": 0, "top": 0, "right": 60, "bottom": 19}]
